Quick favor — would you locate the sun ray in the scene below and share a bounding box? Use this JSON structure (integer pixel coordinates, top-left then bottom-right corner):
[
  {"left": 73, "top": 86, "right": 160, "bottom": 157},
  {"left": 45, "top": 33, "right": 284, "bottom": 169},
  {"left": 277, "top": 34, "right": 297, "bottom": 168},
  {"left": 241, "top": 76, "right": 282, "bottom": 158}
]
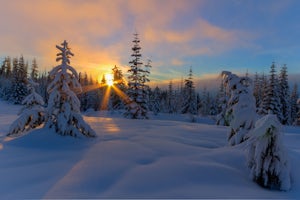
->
[
  {"left": 100, "top": 86, "right": 111, "bottom": 110},
  {"left": 111, "top": 85, "right": 131, "bottom": 104}
]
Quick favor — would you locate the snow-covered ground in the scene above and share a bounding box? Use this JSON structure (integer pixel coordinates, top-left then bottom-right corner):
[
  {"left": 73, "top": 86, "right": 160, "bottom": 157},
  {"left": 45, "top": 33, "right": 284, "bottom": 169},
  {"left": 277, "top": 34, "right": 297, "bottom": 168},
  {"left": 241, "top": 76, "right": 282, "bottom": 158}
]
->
[{"left": 0, "top": 100, "right": 299, "bottom": 199}]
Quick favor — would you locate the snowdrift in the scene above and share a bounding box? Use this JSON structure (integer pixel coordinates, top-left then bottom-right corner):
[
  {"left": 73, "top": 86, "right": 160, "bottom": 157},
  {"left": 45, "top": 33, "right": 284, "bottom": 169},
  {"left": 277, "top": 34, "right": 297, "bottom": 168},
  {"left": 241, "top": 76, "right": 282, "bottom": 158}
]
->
[{"left": 0, "top": 101, "right": 299, "bottom": 199}]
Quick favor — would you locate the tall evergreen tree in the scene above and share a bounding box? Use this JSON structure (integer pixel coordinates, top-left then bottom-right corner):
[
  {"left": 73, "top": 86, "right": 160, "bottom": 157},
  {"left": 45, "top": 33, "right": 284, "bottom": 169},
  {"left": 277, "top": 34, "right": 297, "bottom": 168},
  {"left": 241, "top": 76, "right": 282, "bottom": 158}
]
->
[
  {"left": 0, "top": 57, "right": 12, "bottom": 99},
  {"left": 150, "top": 86, "right": 161, "bottom": 115},
  {"left": 5, "top": 56, "right": 12, "bottom": 78},
  {"left": 30, "top": 58, "right": 39, "bottom": 82},
  {"left": 296, "top": 98, "right": 300, "bottom": 126},
  {"left": 278, "top": 65, "right": 291, "bottom": 125},
  {"left": 258, "top": 73, "right": 268, "bottom": 115},
  {"left": 262, "top": 62, "right": 282, "bottom": 121},
  {"left": 290, "top": 84, "right": 299, "bottom": 124},
  {"left": 199, "top": 87, "right": 211, "bottom": 116},
  {"left": 9, "top": 56, "right": 28, "bottom": 104},
  {"left": 78, "top": 72, "right": 89, "bottom": 111},
  {"left": 181, "top": 67, "right": 197, "bottom": 122},
  {"left": 167, "top": 80, "right": 176, "bottom": 113},
  {"left": 124, "top": 33, "right": 148, "bottom": 119},
  {"left": 45, "top": 40, "right": 95, "bottom": 137},
  {"left": 253, "top": 72, "right": 262, "bottom": 113},
  {"left": 36, "top": 71, "right": 49, "bottom": 105}
]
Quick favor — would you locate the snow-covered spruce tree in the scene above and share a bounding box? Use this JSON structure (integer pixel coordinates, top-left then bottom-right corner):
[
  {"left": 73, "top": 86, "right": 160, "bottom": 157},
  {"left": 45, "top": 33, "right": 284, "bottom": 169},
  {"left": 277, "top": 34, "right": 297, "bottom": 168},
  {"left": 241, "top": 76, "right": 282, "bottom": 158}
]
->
[
  {"left": 9, "top": 56, "right": 28, "bottom": 104},
  {"left": 291, "top": 84, "right": 299, "bottom": 124},
  {"left": 7, "top": 79, "right": 45, "bottom": 136},
  {"left": 247, "top": 114, "right": 291, "bottom": 191},
  {"left": 181, "top": 67, "right": 197, "bottom": 122},
  {"left": 262, "top": 62, "right": 283, "bottom": 121},
  {"left": 253, "top": 72, "right": 263, "bottom": 114},
  {"left": 124, "top": 33, "right": 148, "bottom": 119},
  {"left": 222, "top": 71, "right": 257, "bottom": 145},
  {"left": 279, "top": 65, "right": 291, "bottom": 125},
  {"left": 0, "top": 57, "right": 12, "bottom": 100},
  {"left": 296, "top": 98, "right": 300, "bottom": 126},
  {"left": 167, "top": 80, "right": 176, "bottom": 114},
  {"left": 30, "top": 58, "right": 39, "bottom": 82},
  {"left": 45, "top": 40, "right": 95, "bottom": 137}
]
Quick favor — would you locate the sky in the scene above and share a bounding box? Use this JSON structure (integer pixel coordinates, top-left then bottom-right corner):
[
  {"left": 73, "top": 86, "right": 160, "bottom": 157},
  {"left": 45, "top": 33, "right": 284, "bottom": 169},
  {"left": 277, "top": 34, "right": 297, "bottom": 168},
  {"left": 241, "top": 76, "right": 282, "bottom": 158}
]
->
[{"left": 0, "top": 0, "right": 300, "bottom": 88}]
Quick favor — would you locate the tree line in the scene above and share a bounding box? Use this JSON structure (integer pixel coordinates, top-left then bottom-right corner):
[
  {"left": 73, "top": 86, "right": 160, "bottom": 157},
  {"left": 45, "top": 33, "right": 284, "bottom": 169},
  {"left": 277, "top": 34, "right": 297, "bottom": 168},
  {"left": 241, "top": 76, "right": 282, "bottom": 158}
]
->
[{"left": 0, "top": 34, "right": 299, "bottom": 125}]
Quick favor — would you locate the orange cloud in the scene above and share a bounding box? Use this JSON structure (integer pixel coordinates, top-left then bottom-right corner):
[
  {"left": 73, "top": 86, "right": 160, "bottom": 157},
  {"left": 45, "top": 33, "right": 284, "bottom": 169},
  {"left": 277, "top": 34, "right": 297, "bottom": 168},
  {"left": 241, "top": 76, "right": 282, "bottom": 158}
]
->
[{"left": 0, "top": 0, "right": 257, "bottom": 84}]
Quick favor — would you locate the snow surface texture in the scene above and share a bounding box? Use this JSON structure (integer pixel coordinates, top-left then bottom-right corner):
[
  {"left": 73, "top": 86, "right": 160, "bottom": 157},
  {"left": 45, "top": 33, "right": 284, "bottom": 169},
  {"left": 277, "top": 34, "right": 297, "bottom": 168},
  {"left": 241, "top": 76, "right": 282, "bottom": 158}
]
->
[
  {"left": 0, "top": 101, "right": 299, "bottom": 199},
  {"left": 247, "top": 114, "right": 291, "bottom": 191}
]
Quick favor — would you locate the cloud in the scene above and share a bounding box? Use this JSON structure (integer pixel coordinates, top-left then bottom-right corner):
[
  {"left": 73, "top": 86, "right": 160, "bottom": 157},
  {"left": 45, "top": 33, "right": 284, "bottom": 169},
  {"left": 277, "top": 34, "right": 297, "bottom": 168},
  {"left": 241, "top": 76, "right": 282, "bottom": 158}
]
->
[{"left": 0, "top": 0, "right": 258, "bottom": 83}]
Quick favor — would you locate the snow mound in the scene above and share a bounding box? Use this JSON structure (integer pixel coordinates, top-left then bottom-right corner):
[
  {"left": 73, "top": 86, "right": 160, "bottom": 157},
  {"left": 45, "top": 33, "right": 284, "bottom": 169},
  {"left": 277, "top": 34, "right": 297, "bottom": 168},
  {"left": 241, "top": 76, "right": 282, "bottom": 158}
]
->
[{"left": 0, "top": 105, "right": 299, "bottom": 199}]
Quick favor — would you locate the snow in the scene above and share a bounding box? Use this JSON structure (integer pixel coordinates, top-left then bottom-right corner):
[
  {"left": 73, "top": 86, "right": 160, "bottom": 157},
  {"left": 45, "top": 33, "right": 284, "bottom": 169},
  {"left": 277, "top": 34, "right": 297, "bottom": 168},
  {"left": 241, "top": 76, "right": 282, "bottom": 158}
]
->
[
  {"left": 0, "top": 100, "right": 300, "bottom": 199},
  {"left": 247, "top": 114, "right": 291, "bottom": 191}
]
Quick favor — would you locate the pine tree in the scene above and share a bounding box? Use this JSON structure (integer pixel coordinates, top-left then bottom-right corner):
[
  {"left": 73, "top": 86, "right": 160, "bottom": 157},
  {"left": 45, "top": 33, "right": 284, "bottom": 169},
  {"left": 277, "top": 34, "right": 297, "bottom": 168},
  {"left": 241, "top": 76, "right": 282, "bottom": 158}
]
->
[
  {"left": 45, "top": 40, "right": 95, "bottom": 137},
  {"left": 9, "top": 56, "right": 28, "bottom": 104},
  {"left": 7, "top": 79, "right": 45, "bottom": 136},
  {"left": 150, "top": 86, "right": 161, "bottom": 115},
  {"left": 31, "top": 58, "right": 39, "bottom": 82},
  {"left": 253, "top": 72, "right": 262, "bottom": 113},
  {"left": 88, "top": 75, "right": 100, "bottom": 111},
  {"left": 262, "top": 62, "right": 282, "bottom": 121},
  {"left": 290, "top": 84, "right": 299, "bottom": 124},
  {"left": 0, "top": 59, "right": 6, "bottom": 76},
  {"left": 124, "top": 33, "right": 148, "bottom": 119},
  {"left": 222, "top": 71, "right": 257, "bottom": 146},
  {"left": 181, "top": 67, "right": 197, "bottom": 122},
  {"left": 278, "top": 65, "right": 291, "bottom": 125},
  {"left": 36, "top": 71, "right": 49, "bottom": 105},
  {"left": 247, "top": 114, "right": 291, "bottom": 191},
  {"left": 200, "top": 87, "right": 211, "bottom": 116},
  {"left": 5, "top": 56, "right": 12, "bottom": 78},
  {"left": 0, "top": 57, "right": 12, "bottom": 99},
  {"left": 167, "top": 80, "right": 175, "bottom": 113},
  {"left": 258, "top": 73, "right": 268, "bottom": 115},
  {"left": 296, "top": 98, "right": 300, "bottom": 126},
  {"left": 78, "top": 72, "right": 89, "bottom": 111}
]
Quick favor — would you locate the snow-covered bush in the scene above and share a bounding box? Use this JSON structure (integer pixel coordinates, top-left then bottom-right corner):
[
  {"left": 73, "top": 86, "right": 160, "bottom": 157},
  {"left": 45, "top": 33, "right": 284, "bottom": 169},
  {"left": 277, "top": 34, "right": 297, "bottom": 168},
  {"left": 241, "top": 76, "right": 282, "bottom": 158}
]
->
[
  {"left": 221, "top": 71, "right": 257, "bottom": 145},
  {"left": 7, "top": 79, "right": 45, "bottom": 136},
  {"left": 45, "top": 40, "right": 95, "bottom": 137},
  {"left": 247, "top": 114, "right": 291, "bottom": 191}
]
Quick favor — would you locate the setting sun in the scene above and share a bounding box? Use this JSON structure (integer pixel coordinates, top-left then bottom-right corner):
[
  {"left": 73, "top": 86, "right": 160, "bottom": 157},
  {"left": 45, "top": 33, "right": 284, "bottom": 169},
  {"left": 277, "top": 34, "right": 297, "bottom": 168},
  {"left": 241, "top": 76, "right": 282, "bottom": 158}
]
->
[{"left": 105, "top": 73, "right": 114, "bottom": 86}]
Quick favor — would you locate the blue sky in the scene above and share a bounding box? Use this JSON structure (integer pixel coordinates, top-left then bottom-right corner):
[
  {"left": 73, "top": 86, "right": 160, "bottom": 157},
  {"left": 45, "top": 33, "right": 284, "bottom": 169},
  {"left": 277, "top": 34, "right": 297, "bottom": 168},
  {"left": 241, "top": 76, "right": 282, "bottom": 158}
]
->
[{"left": 0, "top": 0, "right": 299, "bottom": 87}]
